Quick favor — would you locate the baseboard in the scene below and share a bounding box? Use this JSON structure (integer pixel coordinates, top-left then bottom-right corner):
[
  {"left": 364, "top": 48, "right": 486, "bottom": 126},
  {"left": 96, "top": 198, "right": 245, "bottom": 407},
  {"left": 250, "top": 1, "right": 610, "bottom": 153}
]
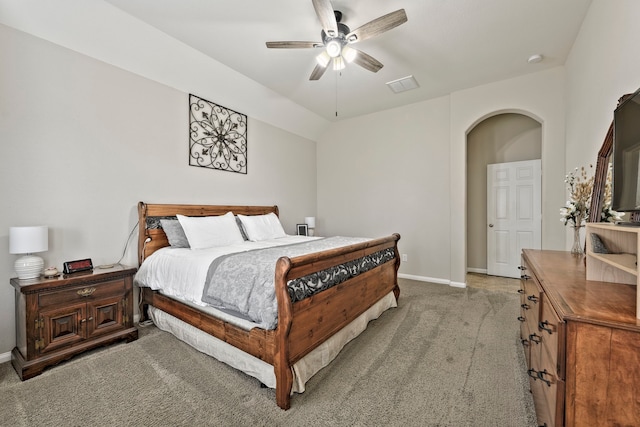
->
[
  {"left": 467, "top": 267, "right": 487, "bottom": 274},
  {"left": 398, "top": 273, "right": 467, "bottom": 288},
  {"left": 0, "top": 351, "right": 11, "bottom": 364}
]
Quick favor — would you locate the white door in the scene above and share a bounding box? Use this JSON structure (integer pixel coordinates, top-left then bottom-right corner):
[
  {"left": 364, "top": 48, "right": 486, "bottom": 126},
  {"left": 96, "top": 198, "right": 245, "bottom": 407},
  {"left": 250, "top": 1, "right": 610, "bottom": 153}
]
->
[{"left": 487, "top": 160, "right": 541, "bottom": 278}]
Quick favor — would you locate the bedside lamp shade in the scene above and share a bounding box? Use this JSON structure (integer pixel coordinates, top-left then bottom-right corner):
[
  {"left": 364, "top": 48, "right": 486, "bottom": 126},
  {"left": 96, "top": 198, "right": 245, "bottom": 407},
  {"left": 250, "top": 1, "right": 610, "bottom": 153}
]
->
[
  {"left": 10, "top": 226, "right": 48, "bottom": 279},
  {"left": 304, "top": 217, "right": 316, "bottom": 236}
]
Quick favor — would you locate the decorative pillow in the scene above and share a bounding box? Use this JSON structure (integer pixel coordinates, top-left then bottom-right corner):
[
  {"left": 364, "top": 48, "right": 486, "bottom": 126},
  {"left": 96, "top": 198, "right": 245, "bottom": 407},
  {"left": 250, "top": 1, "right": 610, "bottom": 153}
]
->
[
  {"left": 176, "top": 212, "right": 245, "bottom": 249},
  {"left": 237, "top": 213, "right": 286, "bottom": 241},
  {"left": 160, "top": 219, "right": 190, "bottom": 248},
  {"left": 590, "top": 233, "right": 610, "bottom": 254}
]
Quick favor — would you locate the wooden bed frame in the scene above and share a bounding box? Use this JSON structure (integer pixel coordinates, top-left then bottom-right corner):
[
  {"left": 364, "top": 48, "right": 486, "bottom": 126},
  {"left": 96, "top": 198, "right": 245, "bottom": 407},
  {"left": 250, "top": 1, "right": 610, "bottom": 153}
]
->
[{"left": 137, "top": 202, "right": 401, "bottom": 409}]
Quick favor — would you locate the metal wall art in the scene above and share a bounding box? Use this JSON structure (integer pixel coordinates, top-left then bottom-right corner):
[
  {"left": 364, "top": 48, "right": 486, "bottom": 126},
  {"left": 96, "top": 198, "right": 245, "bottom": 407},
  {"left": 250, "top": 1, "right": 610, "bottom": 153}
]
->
[{"left": 189, "top": 94, "right": 247, "bottom": 174}]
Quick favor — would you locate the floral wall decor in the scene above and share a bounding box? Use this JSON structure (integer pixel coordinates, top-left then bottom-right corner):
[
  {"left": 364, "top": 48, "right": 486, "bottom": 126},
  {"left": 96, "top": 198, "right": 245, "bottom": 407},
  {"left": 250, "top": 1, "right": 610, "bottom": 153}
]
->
[{"left": 189, "top": 94, "right": 247, "bottom": 174}]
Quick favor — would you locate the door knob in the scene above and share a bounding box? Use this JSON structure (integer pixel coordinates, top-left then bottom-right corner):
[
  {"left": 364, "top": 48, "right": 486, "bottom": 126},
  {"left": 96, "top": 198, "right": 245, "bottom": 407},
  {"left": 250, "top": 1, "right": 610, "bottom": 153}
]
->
[{"left": 489, "top": 224, "right": 494, "bottom": 227}]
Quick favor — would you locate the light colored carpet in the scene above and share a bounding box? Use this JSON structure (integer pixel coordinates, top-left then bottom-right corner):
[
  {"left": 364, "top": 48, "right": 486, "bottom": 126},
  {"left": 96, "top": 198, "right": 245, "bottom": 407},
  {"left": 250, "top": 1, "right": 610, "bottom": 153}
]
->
[{"left": 0, "top": 279, "right": 536, "bottom": 426}]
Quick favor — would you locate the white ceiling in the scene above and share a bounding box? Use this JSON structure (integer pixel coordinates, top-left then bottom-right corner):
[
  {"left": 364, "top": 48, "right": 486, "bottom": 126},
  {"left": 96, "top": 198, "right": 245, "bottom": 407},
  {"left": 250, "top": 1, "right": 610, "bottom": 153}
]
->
[{"left": 105, "top": 0, "right": 592, "bottom": 121}]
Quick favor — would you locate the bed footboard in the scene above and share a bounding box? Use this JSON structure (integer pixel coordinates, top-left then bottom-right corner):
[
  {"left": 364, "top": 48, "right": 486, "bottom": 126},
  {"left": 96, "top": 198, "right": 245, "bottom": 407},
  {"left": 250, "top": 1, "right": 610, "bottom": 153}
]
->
[{"left": 273, "top": 233, "right": 401, "bottom": 409}]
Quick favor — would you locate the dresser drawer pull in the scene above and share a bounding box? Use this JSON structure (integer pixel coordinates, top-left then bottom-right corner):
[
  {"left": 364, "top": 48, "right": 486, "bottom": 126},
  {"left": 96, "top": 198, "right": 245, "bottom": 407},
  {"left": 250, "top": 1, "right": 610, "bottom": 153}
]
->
[
  {"left": 520, "top": 338, "right": 530, "bottom": 347},
  {"left": 77, "top": 287, "right": 96, "bottom": 297},
  {"left": 517, "top": 289, "right": 524, "bottom": 294},
  {"left": 539, "top": 320, "right": 554, "bottom": 334},
  {"left": 527, "top": 295, "right": 539, "bottom": 303},
  {"left": 521, "top": 303, "right": 530, "bottom": 310},
  {"left": 520, "top": 274, "right": 530, "bottom": 280},
  {"left": 518, "top": 265, "right": 527, "bottom": 271},
  {"left": 529, "top": 333, "right": 541, "bottom": 344},
  {"left": 527, "top": 368, "right": 538, "bottom": 379},
  {"left": 537, "top": 369, "right": 554, "bottom": 387},
  {"left": 517, "top": 316, "right": 525, "bottom": 322}
]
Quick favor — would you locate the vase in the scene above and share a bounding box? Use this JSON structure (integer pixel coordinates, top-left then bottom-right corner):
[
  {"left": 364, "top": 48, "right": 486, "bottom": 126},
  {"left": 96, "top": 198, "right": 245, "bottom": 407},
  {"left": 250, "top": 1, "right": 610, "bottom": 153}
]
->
[{"left": 571, "top": 225, "right": 584, "bottom": 255}]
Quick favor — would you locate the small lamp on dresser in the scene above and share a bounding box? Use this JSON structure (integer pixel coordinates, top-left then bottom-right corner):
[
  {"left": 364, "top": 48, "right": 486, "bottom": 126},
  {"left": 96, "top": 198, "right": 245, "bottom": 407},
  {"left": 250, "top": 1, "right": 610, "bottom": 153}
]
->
[
  {"left": 304, "top": 217, "right": 316, "bottom": 236},
  {"left": 9, "top": 225, "right": 48, "bottom": 279}
]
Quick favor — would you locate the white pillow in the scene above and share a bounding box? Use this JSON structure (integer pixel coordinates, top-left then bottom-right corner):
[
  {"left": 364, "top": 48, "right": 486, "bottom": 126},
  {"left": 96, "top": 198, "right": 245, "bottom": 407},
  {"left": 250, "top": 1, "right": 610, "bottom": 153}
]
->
[
  {"left": 176, "top": 212, "right": 245, "bottom": 249},
  {"left": 237, "top": 213, "right": 286, "bottom": 241}
]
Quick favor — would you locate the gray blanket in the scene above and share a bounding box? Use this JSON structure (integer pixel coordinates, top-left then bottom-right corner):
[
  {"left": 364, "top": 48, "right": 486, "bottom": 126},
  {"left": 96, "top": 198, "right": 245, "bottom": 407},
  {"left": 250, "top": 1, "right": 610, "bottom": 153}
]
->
[{"left": 201, "top": 237, "right": 369, "bottom": 330}]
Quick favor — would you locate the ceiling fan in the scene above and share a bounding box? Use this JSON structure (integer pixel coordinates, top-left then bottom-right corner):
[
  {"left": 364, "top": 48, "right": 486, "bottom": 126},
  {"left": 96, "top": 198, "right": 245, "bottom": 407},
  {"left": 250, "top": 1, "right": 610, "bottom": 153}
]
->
[{"left": 266, "top": 0, "right": 408, "bottom": 80}]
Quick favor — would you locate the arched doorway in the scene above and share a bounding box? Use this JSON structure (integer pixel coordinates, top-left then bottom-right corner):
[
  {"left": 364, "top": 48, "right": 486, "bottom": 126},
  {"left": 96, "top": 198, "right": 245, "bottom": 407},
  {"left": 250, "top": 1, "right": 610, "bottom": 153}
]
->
[{"left": 466, "top": 113, "right": 542, "bottom": 276}]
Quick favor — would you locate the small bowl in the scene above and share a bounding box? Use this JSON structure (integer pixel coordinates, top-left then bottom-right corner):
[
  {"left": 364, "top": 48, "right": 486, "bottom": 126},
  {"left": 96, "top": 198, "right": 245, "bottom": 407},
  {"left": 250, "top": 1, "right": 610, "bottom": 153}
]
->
[{"left": 43, "top": 267, "right": 59, "bottom": 277}]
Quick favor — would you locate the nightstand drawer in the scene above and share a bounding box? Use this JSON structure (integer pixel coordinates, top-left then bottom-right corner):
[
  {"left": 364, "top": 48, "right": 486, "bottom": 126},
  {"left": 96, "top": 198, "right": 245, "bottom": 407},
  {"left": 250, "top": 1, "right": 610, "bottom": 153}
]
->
[{"left": 38, "top": 279, "right": 125, "bottom": 307}]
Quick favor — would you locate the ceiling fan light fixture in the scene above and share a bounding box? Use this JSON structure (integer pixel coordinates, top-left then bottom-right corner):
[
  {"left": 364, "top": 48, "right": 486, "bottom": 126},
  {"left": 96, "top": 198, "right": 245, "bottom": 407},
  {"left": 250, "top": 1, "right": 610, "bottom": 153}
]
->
[
  {"left": 326, "top": 40, "right": 342, "bottom": 58},
  {"left": 316, "top": 51, "right": 331, "bottom": 67},
  {"left": 333, "top": 56, "right": 345, "bottom": 71},
  {"left": 341, "top": 45, "right": 357, "bottom": 63}
]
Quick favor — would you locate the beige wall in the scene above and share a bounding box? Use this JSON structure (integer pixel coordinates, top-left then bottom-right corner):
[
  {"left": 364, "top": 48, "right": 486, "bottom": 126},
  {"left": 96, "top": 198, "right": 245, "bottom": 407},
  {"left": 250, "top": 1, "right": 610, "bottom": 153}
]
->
[
  {"left": 466, "top": 114, "right": 542, "bottom": 271},
  {"left": 317, "top": 97, "right": 452, "bottom": 283},
  {"left": 564, "top": 0, "right": 640, "bottom": 249},
  {"left": 0, "top": 25, "right": 317, "bottom": 355}
]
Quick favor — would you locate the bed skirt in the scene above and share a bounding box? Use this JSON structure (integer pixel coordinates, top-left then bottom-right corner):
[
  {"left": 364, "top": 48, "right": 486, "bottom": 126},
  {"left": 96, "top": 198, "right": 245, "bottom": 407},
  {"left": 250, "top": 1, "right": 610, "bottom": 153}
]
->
[{"left": 148, "top": 291, "right": 397, "bottom": 393}]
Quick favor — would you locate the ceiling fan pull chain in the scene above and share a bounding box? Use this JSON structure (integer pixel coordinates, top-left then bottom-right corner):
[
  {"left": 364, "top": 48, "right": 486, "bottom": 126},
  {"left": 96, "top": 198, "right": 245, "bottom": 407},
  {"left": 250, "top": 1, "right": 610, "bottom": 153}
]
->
[{"left": 335, "top": 70, "right": 339, "bottom": 117}]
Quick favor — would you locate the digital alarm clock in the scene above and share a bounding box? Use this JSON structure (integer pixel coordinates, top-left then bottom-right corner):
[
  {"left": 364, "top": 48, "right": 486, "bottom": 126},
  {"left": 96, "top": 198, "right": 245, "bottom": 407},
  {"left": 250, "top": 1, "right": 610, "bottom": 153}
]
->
[{"left": 63, "top": 258, "right": 94, "bottom": 274}]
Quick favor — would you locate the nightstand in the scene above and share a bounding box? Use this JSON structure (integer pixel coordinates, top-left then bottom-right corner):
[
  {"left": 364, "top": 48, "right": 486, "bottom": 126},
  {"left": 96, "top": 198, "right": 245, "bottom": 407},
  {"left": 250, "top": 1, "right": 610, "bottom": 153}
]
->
[{"left": 10, "top": 265, "right": 138, "bottom": 380}]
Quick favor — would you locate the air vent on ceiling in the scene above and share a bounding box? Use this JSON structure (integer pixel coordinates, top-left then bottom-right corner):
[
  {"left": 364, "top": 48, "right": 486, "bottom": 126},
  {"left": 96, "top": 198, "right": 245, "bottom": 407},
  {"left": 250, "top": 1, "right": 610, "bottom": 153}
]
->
[{"left": 386, "top": 75, "right": 419, "bottom": 93}]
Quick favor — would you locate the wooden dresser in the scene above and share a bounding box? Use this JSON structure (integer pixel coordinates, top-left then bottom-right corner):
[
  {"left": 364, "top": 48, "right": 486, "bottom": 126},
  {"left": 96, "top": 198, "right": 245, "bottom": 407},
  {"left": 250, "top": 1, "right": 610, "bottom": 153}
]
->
[
  {"left": 519, "top": 249, "right": 640, "bottom": 427},
  {"left": 11, "top": 266, "right": 138, "bottom": 380}
]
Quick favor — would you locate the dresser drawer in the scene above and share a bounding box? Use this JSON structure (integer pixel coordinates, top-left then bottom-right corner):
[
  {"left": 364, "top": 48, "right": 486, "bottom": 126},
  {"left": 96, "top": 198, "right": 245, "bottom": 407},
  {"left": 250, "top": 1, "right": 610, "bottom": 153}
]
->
[
  {"left": 521, "top": 272, "right": 542, "bottom": 343},
  {"left": 539, "top": 293, "right": 565, "bottom": 380},
  {"left": 38, "top": 279, "right": 126, "bottom": 308}
]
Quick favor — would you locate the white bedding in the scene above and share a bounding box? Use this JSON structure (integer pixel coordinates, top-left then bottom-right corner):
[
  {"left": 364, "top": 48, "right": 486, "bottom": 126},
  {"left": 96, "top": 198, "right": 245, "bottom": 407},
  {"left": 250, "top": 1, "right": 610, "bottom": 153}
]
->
[{"left": 134, "top": 235, "right": 321, "bottom": 310}]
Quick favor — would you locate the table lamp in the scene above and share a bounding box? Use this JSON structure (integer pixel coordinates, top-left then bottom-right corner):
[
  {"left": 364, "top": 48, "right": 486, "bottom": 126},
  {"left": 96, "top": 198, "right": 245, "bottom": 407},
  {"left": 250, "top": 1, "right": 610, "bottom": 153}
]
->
[
  {"left": 304, "top": 217, "right": 316, "bottom": 236},
  {"left": 9, "top": 226, "right": 48, "bottom": 279}
]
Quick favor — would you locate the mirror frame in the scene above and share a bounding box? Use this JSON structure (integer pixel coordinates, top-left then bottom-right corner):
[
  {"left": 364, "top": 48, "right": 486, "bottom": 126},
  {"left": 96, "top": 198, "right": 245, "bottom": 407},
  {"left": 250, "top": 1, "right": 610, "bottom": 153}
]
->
[{"left": 589, "top": 94, "right": 637, "bottom": 223}]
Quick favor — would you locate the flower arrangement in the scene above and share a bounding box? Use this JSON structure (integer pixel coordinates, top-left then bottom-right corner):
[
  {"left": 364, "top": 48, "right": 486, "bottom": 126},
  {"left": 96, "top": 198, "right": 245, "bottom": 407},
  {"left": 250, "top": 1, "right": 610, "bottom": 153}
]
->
[
  {"left": 560, "top": 164, "right": 622, "bottom": 255},
  {"left": 560, "top": 166, "right": 594, "bottom": 227},
  {"left": 600, "top": 164, "right": 623, "bottom": 223}
]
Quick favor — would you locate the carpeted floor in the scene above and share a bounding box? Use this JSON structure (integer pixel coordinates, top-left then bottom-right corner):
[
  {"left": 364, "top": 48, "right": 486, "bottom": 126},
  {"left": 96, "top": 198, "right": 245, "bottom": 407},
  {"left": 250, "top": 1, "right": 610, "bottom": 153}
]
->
[{"left": 0, "top": 279, "right": 536, "bottom": 426}]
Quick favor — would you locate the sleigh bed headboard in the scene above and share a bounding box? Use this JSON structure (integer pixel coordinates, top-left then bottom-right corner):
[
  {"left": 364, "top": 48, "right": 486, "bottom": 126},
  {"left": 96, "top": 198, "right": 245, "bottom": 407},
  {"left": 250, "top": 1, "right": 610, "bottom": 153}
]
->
[{"left": 137, "top": 202, "right": 279, "bottom": 265}]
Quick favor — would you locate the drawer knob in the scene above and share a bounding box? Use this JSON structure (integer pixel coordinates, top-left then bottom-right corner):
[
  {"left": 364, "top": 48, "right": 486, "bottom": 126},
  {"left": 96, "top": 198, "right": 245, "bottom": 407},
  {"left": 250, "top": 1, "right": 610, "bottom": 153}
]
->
[
  {"left": 537, "top": 369, "right": 554, "bottom": 387},
  {"left": 539, "top": 320, "right": 554, "bottom": 334},
  {"left": 517, "top": 289, "right": 524, "bottom": 294},
  {"left": 518, "top": 265, "right": 527, "bottom": 271},
  {"left": 527, "top": 295, "right": 539, "bottom": 303},
  {"left": 529, "top": 333, "right": 541, "bottom": 344},
  {"left": 77, "top": 287, "right": 96, "bottom": 297},
  {"left": 517, "top": 316, "right": 525, "bottom": 322},
  {"left": 521, "top": 303, "right": 530, "bottom": 310},
  {"left": 521, "top": 274, "right": 530, "bottom": 280}
]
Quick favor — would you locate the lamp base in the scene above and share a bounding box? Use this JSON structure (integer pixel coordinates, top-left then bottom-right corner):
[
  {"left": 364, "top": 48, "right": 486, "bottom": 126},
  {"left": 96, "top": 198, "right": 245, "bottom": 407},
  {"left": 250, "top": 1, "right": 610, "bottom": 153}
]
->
[{"left": 15, "top": 254, "right": 44, "bottom": 279}]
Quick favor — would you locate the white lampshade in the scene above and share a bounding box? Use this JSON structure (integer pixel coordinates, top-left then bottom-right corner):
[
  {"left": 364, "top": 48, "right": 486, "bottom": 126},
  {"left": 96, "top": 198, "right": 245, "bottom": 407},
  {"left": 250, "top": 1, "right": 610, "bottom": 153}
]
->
[
  {"left": 10, "top": 226, "right": 48, "bottom": 279},
  {"left": 304, "top": 217, "right": 316, "bottom": 228}
]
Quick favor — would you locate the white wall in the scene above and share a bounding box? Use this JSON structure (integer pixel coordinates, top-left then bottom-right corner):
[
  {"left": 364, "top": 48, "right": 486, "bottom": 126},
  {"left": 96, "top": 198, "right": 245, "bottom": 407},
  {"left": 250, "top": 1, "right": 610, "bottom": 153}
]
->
[
  {"left": 319, "top": 68, "right": 568, "bottom": 286},
  {"left": 0, "top": 0, "right": 329, "bottom": 142},
  {"left": 0, "top": 25, "right": 317, "bottom": 355},
  {"left": 564, "top": 0, "right": 640, "bottom": 182},
  {"left": 317, "top": 96, "right": 452, "bottom": 284}
]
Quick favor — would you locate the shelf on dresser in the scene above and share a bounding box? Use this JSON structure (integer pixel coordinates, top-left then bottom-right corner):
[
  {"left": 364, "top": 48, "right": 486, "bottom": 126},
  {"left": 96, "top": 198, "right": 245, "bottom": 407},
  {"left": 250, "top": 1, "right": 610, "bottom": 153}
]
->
[{"left": 585, "top": 222, "right": 640, "bottom": 319}]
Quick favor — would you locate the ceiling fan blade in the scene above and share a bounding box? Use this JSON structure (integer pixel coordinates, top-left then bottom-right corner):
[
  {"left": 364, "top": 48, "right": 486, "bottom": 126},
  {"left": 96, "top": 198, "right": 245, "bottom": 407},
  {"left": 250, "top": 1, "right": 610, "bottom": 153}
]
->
[
  {"left": 266, "top": 41, "right": 323, "bottom": 49},
  {"left": 312, "top": 0, "right": 338, "bottom": 37},
  {"left": 352, "top": 49, "right": 384, "bottom": 73},
  {"left": 309, "top": 63, "right": 328, "bottom": 80},
  {"left": 346, "top": 9, "right": 408, "bottom": 44}
]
